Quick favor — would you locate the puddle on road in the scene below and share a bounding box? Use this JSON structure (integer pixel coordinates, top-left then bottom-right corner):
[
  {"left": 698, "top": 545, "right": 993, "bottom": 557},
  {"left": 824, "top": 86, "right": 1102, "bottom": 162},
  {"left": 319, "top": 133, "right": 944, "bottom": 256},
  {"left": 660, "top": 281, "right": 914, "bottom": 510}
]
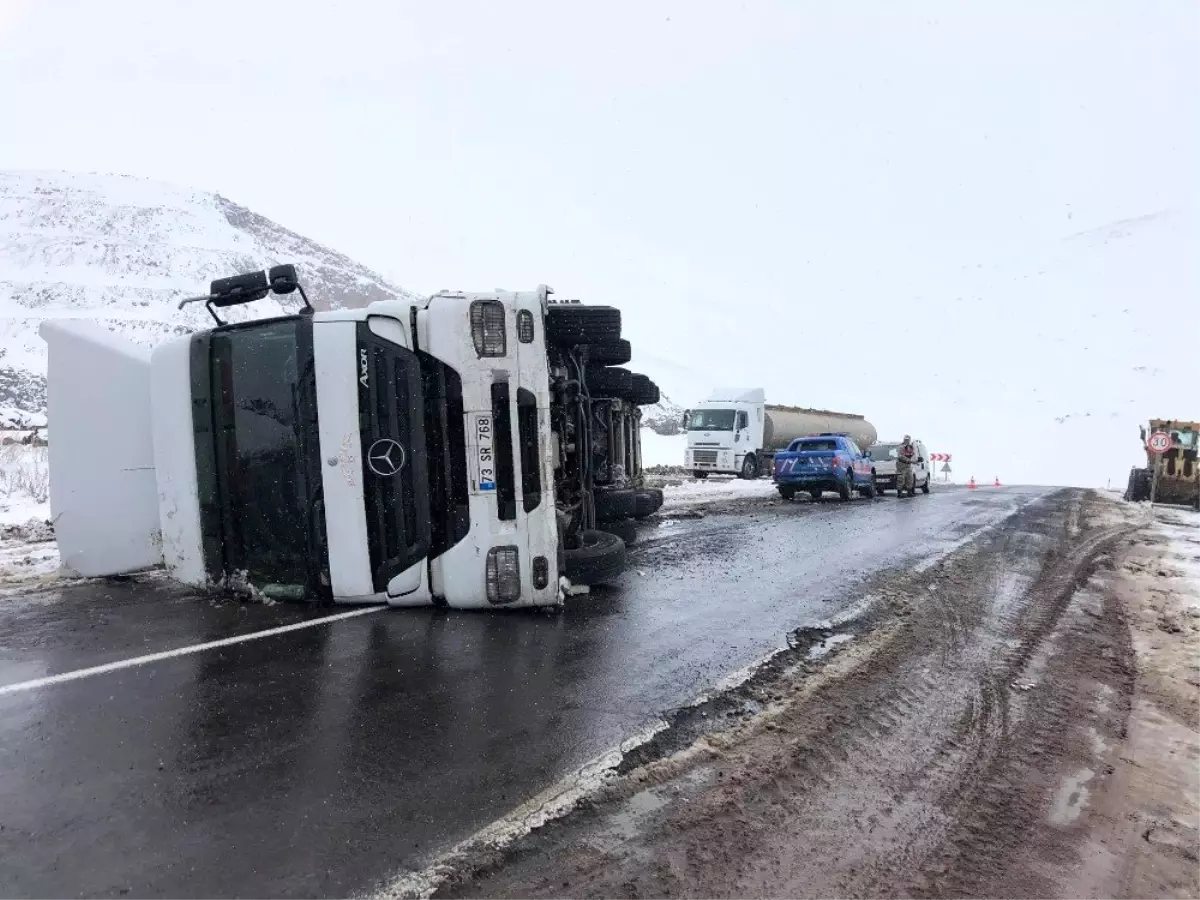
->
[
  {"left": 806, "top": 632, "right": 855, "bottom": 660},
  {"left": 586, "top": 767, "right": 716, "bottom": 860},
  {"left": 1050, "top": 767, "right": 1095, "bottom": 825}
]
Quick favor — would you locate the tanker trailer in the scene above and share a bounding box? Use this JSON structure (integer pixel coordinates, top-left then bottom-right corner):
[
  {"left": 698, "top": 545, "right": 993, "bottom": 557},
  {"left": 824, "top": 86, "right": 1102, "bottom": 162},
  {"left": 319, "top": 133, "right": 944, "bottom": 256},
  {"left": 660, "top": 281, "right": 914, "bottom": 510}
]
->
[{"left": 682, "top": 387, "right": 878, "bottom": 478}]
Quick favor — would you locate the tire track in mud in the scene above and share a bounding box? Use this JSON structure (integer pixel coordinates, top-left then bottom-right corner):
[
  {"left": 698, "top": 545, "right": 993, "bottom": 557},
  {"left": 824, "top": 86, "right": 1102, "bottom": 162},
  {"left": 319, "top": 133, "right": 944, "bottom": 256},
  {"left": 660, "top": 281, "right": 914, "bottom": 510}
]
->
[{"left": 434, "top": 490, "right": 1141, "bottom": 899}]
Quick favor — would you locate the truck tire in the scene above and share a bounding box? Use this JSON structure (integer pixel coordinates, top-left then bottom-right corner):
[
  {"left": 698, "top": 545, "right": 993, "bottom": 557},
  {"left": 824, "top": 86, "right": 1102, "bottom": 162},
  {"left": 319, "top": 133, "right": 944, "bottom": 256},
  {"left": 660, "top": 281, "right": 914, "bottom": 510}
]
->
[
  {"left": 693, "top": 471, "right": 709, "bottom": 479},
  {"left": 920, "top": 476, "right": 930, "bottom": 494},
  {"left": 630, "top": 373, "right": 660, "bottom": 405},
  {"left": 1124, "top": 467, "right": 1150, "bottom": 502},
  {"left": 546, "top": 305, "right": 621, "bottom": 347},
  {"left": 586, "top": 365, "right": 633, "bottom": 397},
  {"left": 564, "top": 529, "right": 626, "bottom": 586},
  {"left": 779, "top": 487, "right": 796, "bottom": 501},
  {"left": 859, "top": 474, "right": 877, "bottom": 498},
  {"left": 595, "top": 487, "right": 637, "bottom": 522},
  {"left": 739, "top": 454, "right": 757, "bottom": 479},
  {"left": 632, "top": 490, "right": 658, "bottom": 519},
  {"left": 600, "top": 518, "right": 637, "bottom": 546},
  {"left": 584, "top": 339, "right": 632, "bottom": 366},
  {"left": 647, "top": 487, "right": 663, "bottom": 510}
]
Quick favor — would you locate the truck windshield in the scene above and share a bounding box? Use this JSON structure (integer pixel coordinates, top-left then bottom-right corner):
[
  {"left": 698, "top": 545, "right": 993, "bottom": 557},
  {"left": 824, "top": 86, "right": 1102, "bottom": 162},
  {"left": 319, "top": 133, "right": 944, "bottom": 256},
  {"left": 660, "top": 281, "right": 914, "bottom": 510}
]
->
[
  {"left": 197, "top": 318, "right": 325, "bottom": 596},
  {"left": 689, "top": 409, "right": 736, "bottom": 431},
  {"left": 870, "top": 443, "right": 901, "bottom": 459}
]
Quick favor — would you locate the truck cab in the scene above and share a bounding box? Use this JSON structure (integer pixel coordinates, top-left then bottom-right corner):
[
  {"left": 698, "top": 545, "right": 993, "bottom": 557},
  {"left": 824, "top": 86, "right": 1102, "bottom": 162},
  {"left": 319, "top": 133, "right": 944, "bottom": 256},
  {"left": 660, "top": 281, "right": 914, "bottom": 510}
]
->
[
  {"left": 683, "top": 388, "right": 766, "bottom": 479},
  {"left": 43, "top": 266, "right": 642, "bottom": 608}
]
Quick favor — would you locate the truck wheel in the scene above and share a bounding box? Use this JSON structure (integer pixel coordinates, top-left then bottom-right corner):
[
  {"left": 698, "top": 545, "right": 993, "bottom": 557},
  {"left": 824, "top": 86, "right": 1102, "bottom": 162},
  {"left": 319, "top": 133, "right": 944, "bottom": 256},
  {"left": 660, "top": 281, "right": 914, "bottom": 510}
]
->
[
  {"left": 693, "top": 471, "right": 709, "bottom": 479},
  {"left": 600, "top": 518, "right": 637, "bottom": 546},
  {"left": 564, "top": 529, "right": 626, "bottom": 586},
  {"left": 646, "top": 487, "right": 663, "bottom": 510},
  {"left": 585, "top": 365, "right": 633, "bottom": 397},
  {"left": 630, "top": 373, "right": 660, "bottom": 406},
  {"left": 859, "top": 475, "right": 877, "bottom": 499},
  {"left": 546, "top": 305, "right": 621, "bottom": 347},
  {"left": 920, "top": 476, "right": 930, "bottom": 494},
  {"left": 739, "top": 454, "right": 757, "bottom": 479},
  {"left": 1124, "top": 467, "right": 1152, "bottom": 502},
  {"left": 583, "top": 339, "right": 632, "bottom": 366},
  {"left": 595, "top": 487, "right": 637, "bottom": 522},
  {"left": 779, "top": 487, "right": 796, "bottom": 501},
  {"left": 632, "top": 490, "right": 658, "bottom": 519},
  {"left": 809, "top": 489, "right": 822, "bottom": 501},
  {"left": 838, "top": 472, "right": 853, "bottom": 500}
]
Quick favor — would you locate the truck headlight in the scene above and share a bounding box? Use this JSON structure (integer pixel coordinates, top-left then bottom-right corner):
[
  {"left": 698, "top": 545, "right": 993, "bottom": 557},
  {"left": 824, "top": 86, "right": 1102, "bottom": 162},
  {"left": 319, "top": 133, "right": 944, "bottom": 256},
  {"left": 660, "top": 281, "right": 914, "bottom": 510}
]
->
[
  {"left": 470, "top": 300, "right": 506, "bottom": 357},
  {"left": 532, "top": 555, "right": 550, "bottom": 589},
  {"left": 486, "top": 546, "right": 521, "bottom": 603}
]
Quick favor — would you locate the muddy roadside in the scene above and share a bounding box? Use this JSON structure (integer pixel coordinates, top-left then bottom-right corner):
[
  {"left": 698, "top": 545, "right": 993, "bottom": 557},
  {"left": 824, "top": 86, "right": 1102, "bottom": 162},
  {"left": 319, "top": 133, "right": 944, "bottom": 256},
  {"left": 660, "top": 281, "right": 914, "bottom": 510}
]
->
[
  {"left": 414, "top": 491, "right": 1196, "bottom": 899},
  {"left": 1069, "top": 506, "right": 1199, "bottom": 899}
]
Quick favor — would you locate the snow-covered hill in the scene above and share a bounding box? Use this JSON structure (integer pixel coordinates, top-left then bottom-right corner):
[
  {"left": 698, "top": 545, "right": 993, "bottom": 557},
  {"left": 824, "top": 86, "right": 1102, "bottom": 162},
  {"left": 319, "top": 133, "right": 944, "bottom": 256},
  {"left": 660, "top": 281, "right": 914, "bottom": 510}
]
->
[
  {"left": 641, "top": 392, "right": 685, "bottom": 436},
  {"left": 622, "top": 209, "right": 1197, "bottom": 489},
  {"left": 0, "top": 171, "right": 419, "bottom": 411}
]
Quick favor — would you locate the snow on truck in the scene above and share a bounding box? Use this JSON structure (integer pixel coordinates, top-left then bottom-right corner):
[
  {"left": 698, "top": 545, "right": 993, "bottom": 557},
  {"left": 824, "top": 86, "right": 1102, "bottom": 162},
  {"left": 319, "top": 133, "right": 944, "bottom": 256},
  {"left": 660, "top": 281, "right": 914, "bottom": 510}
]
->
[
  {"left": 41, "top": 265, "right": 663, "bottom": 608},
  {"left": 682, "top": 388, "right": 878, "bottom": 479}
]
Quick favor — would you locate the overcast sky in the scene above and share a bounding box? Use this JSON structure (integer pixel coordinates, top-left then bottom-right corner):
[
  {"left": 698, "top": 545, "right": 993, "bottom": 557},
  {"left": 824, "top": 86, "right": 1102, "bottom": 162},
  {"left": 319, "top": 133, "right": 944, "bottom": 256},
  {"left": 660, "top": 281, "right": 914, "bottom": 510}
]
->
[{"left": 1, "top": 0, "right": 1197, "bottom": 485}]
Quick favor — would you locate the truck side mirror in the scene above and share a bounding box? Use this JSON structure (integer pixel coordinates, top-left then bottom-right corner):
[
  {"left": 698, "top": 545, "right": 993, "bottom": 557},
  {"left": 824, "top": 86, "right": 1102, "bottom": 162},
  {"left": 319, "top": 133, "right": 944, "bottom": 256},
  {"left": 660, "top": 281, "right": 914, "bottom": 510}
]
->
[
  {"left": 681, "top": 411, "right": 691, "bottom": 429},
  {"left": 864, "top": 450, "right": 872, "bottom": 459}
]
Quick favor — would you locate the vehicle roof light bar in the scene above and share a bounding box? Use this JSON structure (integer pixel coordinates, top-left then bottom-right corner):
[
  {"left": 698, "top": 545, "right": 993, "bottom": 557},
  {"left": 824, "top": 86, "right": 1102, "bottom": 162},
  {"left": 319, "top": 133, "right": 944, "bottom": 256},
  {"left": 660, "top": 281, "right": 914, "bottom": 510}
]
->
[{"left": 178, "top": 263, "right": 314, "bottom": 326}]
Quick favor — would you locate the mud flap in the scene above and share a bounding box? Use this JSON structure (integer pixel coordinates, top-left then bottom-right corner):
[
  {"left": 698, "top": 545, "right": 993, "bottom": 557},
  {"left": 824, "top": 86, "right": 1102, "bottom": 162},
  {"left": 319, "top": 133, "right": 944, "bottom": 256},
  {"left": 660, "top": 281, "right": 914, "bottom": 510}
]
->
[{"left": 40, "top": 321, "right": 164, "bottom": 576}]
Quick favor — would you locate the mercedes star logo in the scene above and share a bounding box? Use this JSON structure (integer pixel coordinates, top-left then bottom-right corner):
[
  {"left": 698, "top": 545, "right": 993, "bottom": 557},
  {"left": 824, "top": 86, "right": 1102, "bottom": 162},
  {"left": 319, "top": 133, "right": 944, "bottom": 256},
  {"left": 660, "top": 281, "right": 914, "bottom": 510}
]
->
[{"left": 366, "top": 438, "right": 406, "bottom": 477}]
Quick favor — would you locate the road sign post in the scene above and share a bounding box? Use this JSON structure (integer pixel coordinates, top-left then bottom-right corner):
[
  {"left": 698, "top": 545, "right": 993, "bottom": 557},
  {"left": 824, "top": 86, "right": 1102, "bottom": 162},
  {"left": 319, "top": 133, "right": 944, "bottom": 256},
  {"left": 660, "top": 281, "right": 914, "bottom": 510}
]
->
[
  {"left": 1147, "top": 431, "right": 1173, "bottom": 512},
  {"left": 941, "top": 462, "right": 951, "bottom": 482}
]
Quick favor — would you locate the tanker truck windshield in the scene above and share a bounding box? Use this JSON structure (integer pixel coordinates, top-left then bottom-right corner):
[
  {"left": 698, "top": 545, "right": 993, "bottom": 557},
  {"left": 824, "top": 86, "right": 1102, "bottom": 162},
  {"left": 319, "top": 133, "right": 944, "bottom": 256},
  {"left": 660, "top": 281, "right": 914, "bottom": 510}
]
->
[{"left": 689, "top": 410, "right": 736, "bottom": 430}]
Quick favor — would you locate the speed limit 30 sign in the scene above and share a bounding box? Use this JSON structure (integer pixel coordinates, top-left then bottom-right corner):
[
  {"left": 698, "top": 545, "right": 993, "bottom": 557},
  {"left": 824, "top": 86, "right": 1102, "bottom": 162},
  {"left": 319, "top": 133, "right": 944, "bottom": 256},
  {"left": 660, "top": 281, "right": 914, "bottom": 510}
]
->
[{"left": 1147, "top": 431, "right": 1173, "bottom": 454}]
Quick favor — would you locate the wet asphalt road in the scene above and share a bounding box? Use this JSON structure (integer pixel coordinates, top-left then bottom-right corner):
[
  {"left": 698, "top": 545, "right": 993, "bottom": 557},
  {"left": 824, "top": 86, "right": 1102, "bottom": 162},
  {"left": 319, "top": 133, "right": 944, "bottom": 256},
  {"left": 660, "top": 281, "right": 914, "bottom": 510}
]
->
[{"left": 0, "top": 485, "right": 1053, "bottom": 898}]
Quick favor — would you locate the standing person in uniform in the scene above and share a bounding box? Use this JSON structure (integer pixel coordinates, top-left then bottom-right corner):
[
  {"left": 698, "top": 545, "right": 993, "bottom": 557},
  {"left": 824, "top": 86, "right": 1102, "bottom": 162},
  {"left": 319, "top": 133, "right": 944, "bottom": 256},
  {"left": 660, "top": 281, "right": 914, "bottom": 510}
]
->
[{"left": 896, "top": 434, "right": 917, "bottom": 497}]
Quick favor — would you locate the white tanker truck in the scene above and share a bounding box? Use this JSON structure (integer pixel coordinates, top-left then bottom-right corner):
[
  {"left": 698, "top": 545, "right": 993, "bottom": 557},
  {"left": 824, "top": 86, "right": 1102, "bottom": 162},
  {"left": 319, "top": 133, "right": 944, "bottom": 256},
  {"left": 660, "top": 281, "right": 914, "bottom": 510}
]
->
[{"left": 683, "top": 388, "right": 878, "bottom": 479}]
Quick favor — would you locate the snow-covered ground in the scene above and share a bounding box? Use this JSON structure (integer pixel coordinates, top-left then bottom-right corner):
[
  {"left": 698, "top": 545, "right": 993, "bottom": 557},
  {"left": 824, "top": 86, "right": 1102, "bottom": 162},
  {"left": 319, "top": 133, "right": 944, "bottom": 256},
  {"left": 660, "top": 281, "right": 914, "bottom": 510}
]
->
[
  {"left": 0, "top": 442, "right": 59, "bottom": 591},
  {"left": 1154, "top": 508, "right": 1200, "bottom": 613},
  {"left": 640, "top": 428, "right": 686, "bottom": 469},
  {"left": 660, "top": 477, "right": 777, "bottom": 510}
]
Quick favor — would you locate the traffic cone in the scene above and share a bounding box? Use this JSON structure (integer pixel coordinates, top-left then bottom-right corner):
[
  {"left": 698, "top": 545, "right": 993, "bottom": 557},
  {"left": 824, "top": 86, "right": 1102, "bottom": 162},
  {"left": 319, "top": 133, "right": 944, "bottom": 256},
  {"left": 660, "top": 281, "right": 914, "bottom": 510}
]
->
[
  {"left": 968, "top": 476, "right": 976, "bottom": 490},
  {"left": 993, "top": 476, "right": 1001, "bottom": 487}
]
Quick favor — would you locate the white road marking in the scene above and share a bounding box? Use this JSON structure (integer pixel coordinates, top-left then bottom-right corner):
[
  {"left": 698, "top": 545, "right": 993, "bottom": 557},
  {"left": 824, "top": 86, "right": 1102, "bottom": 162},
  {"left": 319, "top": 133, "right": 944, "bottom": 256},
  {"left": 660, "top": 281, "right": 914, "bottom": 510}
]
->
[{"left": 0, "top": 606, "right": 386, "bottom": 697}]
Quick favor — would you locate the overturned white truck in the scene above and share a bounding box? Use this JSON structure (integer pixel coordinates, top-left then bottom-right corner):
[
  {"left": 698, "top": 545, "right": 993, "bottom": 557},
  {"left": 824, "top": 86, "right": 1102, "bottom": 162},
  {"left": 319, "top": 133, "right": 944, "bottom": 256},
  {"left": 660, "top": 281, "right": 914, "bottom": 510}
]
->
[{"left": 42, "top": 265, "right": 663, "bottom": 608}]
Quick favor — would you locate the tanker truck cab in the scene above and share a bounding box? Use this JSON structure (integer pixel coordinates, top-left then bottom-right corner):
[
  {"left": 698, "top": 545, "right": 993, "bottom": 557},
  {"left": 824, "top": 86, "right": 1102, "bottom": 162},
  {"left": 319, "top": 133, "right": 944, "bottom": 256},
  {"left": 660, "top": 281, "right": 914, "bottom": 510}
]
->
[
  {"left": 684, "top": 388, "right": 767, "bottom": 479},
  {"left": 684, "top": 388, "right": 878, "bottom": 481}
]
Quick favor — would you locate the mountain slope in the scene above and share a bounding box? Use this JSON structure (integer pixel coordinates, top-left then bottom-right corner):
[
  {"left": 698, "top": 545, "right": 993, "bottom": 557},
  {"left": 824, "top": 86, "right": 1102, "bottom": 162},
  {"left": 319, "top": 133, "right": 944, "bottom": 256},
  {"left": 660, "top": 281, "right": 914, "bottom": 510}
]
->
[
  {"left": 0, "top": 170, "right": 418, "bottom": 411},
  {"left": 623, "top": 208, "right": 1196, "bottom": 488}
]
